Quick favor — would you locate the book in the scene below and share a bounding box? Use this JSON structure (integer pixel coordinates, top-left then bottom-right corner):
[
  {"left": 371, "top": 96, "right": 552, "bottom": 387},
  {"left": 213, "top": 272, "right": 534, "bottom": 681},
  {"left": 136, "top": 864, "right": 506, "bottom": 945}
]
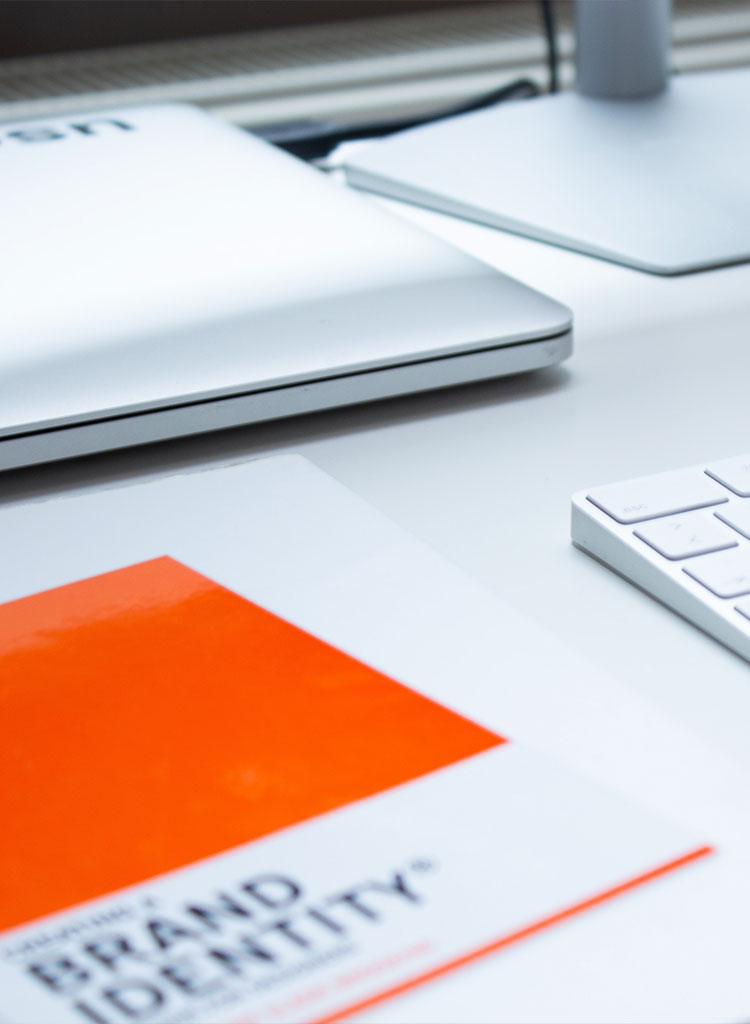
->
[{"left": 1, "top": 455, "right": 749, "bottom": 1023}]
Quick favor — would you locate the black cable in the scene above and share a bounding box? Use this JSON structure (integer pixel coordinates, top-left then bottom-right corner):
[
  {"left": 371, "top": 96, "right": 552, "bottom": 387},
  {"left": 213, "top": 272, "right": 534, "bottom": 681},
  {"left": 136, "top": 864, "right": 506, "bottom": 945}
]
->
[
  {"left": 540, "top": 0, "right": 559, "bottom": 93},
  {"left": 260, "top": 77, "right": 540, "bottom": 161},
  {"left": 259, "top": 4, "right": 562, "bottom": 161}
]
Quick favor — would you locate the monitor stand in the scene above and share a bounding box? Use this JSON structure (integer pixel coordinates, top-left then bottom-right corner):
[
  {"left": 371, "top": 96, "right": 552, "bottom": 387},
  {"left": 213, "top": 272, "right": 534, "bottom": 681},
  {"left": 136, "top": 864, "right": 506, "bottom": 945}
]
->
[{"left": 344, "top": 3, "right": 750, "bottom": 276}]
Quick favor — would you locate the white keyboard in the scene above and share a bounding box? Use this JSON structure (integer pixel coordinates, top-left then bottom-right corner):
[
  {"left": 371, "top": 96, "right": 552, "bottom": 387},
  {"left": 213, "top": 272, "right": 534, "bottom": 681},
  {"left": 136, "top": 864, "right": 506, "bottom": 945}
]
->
[{"left": 571, "top": 455, "right": 750, "bottom": 663}]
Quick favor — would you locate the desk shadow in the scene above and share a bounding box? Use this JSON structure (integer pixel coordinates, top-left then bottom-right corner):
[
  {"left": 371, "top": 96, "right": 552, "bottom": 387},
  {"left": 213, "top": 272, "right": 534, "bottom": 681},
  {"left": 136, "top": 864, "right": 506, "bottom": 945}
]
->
[{"left": 0, "top": 364, "right": 572, "bottom": 505}]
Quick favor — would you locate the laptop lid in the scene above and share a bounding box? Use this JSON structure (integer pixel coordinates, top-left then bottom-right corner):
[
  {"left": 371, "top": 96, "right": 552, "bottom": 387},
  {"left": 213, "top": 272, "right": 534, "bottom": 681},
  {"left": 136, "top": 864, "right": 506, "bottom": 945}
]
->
[{"left": 0, "top": 104, "right": 571, "bottom": 464}]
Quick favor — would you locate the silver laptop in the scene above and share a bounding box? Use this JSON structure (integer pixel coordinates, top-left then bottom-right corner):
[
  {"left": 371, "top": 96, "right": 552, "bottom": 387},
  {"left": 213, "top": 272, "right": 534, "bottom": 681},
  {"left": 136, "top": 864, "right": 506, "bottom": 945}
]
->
[{"left": 0, "top": 104, "right": 571, "bottom": 471}]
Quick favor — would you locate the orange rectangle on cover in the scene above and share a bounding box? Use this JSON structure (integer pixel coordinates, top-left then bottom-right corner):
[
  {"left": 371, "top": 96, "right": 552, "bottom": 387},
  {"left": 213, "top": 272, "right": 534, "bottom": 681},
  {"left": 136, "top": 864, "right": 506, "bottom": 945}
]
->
[{"left": 0, "top": 557, "right": 503, "bottom": 932}]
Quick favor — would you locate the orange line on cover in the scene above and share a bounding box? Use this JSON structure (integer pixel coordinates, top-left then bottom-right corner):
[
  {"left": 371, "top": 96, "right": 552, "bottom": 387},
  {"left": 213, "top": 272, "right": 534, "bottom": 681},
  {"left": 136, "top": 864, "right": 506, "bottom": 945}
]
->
[{"left": 311, "top": 845, "right": 714, "bottom": 1024}]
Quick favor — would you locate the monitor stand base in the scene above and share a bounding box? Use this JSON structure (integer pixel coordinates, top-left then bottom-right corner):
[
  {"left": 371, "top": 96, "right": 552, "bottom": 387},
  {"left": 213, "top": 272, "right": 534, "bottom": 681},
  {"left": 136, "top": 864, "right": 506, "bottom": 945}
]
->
[{"left": 344, "top": 68, "right": 750, "bottom": 275}]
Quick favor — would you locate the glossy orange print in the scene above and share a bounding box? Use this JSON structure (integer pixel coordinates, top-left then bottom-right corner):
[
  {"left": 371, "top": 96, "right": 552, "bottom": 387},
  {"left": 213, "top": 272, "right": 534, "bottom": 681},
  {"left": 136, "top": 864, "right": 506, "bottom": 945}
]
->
[{"left": 0, "top": 557, "right": 503, "bottom": 931}]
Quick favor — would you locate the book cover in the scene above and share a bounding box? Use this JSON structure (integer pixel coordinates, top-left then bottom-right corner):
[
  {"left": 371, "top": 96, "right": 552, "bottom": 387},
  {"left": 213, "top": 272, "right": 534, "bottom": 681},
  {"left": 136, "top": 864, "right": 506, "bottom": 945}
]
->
[{"left": 0, "top": 556, "right": 710, "bottom": 1024}]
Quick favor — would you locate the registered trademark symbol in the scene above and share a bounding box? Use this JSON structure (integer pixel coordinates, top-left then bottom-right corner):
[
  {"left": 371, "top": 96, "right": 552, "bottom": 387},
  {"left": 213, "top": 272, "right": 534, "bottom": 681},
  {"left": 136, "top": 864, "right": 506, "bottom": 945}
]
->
[{"left": 411, "top": 859, "right": 436, "bottom": 873}]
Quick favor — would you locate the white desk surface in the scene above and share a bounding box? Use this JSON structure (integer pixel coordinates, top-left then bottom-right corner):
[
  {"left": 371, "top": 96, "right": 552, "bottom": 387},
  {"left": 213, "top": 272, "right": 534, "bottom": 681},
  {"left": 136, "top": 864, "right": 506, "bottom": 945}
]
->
[{"left": 4, "top": 190, "right": 750, "bottom": 770}]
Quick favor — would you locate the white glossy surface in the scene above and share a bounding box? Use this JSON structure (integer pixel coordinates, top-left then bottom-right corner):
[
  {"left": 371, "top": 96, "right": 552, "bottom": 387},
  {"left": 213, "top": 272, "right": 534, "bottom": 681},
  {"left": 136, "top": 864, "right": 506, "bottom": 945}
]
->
[{"left": 4, "top": 184, "right": 750, "bottom": 773}]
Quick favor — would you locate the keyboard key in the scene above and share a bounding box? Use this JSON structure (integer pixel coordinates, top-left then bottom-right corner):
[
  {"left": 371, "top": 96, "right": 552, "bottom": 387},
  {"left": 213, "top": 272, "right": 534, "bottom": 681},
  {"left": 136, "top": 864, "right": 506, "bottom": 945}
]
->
[
  {"left": 714, "top": 503, "right": 750, "bottom": 540},
  {"left": 683, "top": 548, "right": 750, "bottom": 598},
  {"left": 705, "top": 455, "right": 750, "bottom": 497},
  {"left": 586, "top": 469, "right": 728, "bottom": 524},
  {"left": 634, "top": 511, "right": 738, "bottom": 560},
  {"left": 573, "top": 458, "right": 750, "bottom": 664}
]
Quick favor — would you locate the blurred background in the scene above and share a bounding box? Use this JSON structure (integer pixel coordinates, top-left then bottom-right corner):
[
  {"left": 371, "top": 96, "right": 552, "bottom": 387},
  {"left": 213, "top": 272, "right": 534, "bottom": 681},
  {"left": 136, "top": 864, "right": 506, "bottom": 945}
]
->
[{"left": 0, "top": 0, "right": 748, "bottom": 141}]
